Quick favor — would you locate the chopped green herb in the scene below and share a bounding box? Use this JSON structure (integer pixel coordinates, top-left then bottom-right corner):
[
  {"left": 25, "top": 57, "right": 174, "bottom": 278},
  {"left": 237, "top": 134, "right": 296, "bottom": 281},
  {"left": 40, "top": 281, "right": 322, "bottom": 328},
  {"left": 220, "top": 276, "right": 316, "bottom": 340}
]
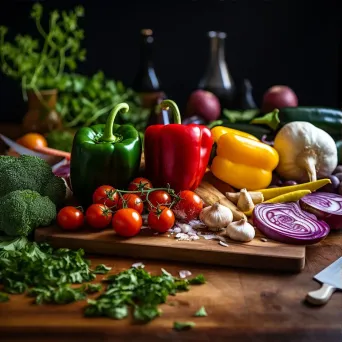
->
[
  {"left": 86, "top": 283, "right": 102, "bottom": 294},
  {"left": 0, "top": 292, "right": 9, "bottom": 303},
  {"left": 93, "top": 264, "right": 112, "bottom": 274},
  {"left": 194, "top": 306, "right": 207, "bottom": 317},
  {"left": 173, "top": 321, "right": 196, "bottom": 331},
  {"left": 188, "top": 274, "right": 206, "bottom": 285}
]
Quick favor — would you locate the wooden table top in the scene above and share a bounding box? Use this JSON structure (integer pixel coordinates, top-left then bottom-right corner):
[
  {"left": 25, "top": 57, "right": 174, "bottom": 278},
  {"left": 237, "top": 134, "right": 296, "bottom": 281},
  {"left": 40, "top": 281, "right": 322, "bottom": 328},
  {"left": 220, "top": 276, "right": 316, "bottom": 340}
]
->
[{"left": 0, "top": 123, "right": 341, "bottom": 341}]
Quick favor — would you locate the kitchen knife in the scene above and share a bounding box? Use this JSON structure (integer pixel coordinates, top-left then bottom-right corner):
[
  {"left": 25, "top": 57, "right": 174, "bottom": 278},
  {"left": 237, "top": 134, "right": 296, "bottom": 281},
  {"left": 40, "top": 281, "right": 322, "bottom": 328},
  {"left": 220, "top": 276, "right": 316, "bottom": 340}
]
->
[{"left": 306, "top": 257, "right": 342, "bottom": 305}]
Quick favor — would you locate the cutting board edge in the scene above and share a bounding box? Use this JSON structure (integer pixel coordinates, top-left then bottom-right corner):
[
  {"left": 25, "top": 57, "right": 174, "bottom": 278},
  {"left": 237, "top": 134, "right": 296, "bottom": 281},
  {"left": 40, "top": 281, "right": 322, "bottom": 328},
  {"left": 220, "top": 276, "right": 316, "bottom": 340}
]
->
[{"left": 35, "top": 230, "right": 306, "bottom": 273}]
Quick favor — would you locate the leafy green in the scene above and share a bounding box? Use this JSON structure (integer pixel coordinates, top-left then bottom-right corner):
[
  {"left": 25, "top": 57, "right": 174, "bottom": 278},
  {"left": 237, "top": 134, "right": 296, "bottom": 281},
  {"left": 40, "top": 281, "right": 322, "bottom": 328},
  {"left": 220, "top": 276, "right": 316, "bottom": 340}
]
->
[
  {"left": 173, "top": 321, "right": 196, "bottom": 331},
  {"left": 0, "top": 292, "right": 9, "bottom": 303},
  {"left": 0, "top": 3, "right": 85, "bottom": 98},
  {"left": 188, "top": 274, "right": 206, "bottom": 285},
  {"left": 56, "top": 72, "right": 149, "bottom": 130},
  {"left": 84, "top": 267, "right": 206, "bottom": 323},
  {"left": 194, "top": 306, "right": 207, "bottom": 317},
  {"left": 46, "top": 130, "right": 74, "bottom": 152},
  {"left": 86, "top": 283, "right": 102, "bottom": 294},
  {"left": 222, "top": 109, "right": 259, "bottom": 123},
  {"left": 93, "top": 264, "right": 112, "bottom": 274}
]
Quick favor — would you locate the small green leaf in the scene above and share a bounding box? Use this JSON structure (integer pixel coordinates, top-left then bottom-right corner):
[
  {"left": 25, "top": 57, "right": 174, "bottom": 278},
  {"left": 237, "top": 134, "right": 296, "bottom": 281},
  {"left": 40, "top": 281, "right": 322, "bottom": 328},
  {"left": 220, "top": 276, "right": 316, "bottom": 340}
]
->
[
  {"left": 194, "top": 306, "right": 207, "bottom": 317},
  {"left": 0, "top": 292, "right": 9, "bottom": 303},
  {"left": 188, "top": 274, "right": 206, "bottom": 285},
  {"left": 86, "top": 283, "right": 102, "bottom": 294},
  {"left": 93, "top": 264, "right": 112, "bottom": 274},
  {"left": 173, "top": 321, "right": 196, "bottom": 331},
  {"left": 134, "top": 304, "right": 161, "bottom": 322}
]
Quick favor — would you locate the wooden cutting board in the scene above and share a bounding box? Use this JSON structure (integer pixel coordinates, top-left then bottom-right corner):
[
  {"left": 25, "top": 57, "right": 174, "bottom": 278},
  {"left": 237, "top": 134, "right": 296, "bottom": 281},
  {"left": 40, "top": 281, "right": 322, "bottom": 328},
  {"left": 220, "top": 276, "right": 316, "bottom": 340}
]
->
[{"left": 35, "top": 225, "right": 305, "bottom": 272}]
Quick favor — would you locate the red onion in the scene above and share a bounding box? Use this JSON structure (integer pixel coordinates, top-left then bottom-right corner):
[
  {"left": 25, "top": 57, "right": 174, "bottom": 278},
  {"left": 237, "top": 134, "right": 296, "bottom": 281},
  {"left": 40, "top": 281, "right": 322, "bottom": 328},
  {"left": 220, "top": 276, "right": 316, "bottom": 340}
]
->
[
  {"left": 253, "top": 202, "right": 330, "bottom": 245},
  {"left": 300, "top": 192, "right": 342, "bottom": 230}
]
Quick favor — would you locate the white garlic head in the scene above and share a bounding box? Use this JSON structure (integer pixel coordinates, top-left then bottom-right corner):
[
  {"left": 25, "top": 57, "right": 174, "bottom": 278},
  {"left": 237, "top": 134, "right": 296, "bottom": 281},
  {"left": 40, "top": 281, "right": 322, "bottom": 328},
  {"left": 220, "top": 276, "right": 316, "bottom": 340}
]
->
[
  {"left": 199, "top": 202, "right": 233, "bottom": 231},
  {"left": 226, "top": 219, "right": 255, "bottom": 242}
]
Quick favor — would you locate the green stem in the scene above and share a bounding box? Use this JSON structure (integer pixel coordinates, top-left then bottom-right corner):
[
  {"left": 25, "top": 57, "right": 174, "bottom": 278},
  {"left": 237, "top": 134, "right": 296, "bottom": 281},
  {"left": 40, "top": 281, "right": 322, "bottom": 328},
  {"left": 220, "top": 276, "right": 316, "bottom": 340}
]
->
[
  {"left": 100, "top": 103, "right": 129, "bottom": 142},
  {"left": 250, "top": 109, "right": 280, "bottom": 131},
  {"left": 160, "top": 100, "right": 182, "bottom": 124}
]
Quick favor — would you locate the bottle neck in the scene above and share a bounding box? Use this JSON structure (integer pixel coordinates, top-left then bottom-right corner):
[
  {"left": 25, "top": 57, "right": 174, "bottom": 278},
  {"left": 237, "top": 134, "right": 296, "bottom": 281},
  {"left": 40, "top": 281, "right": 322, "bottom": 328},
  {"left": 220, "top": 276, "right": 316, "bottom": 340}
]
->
[
  {"left": 209, "top": 36, "right": 225, "bottom": 64},
  {"left": 139, "top": 35, "right": 154, "bottom": 67}
]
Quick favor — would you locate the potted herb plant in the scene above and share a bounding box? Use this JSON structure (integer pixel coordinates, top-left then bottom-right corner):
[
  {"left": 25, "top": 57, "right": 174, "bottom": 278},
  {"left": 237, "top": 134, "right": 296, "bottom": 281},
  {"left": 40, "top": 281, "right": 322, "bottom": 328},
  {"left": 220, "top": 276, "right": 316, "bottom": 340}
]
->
[{"left": 0, "top": 3, "right": 86, "bottom": 134}]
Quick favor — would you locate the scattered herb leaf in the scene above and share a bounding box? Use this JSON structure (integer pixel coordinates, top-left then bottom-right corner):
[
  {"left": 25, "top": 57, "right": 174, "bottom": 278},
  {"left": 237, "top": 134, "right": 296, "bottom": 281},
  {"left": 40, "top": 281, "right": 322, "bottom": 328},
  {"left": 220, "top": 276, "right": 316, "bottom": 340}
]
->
[
  {"left": 173, "top": 321, "right": 196, "bottom": 331},
  {"left": 86, "top": 283, "right": 102, "bottom": 294},
  {"left": 93, "top": 264, "right": 112, "bottom": 274},
  {"left": 194, "top": 306, "right": 207, "bottom": 317},
  {"left": 188, "top": 274, "right": 206, "bottom": 285}
]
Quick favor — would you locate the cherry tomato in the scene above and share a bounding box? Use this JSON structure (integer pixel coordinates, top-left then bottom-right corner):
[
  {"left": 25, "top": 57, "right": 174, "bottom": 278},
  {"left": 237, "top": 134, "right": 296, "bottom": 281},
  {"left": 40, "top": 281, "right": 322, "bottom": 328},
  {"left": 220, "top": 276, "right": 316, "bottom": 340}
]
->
[
  {"left": 172, "top": 190, "right": 203, "bottom": 221},
  {"left": 16, "top": 133, "right": 48, "bottom": 150},
  {"left": 57, "top": 206, "right": 84, "bottom": 231},
  {"left": 147, "top": 190, "right": 172, "bottom": 210},
  {"left": 117, "top": 194, "right": 144, "bottom": 214},
  {"left": 93, "top": 185, "right": 119, "bottom": 208},
  {"left": 148, "top": 206, "right": 175, "bottom": 233},
  {"left": 112, "top": 208, "right": 142, "bottom": 237},
  {"left": 128, "top": 177, "right": 153, "bottom": 200},
  {"left": 86, "top": 204, "right": 112, "bottom": 229}
]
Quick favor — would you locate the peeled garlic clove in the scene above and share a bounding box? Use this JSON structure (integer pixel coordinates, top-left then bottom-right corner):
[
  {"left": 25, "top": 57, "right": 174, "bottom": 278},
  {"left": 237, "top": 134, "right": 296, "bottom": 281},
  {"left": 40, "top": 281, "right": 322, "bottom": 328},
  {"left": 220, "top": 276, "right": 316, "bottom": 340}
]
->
[
  {"left": 237, "top": 188, "right": 255, "bottom": 212},
  {"left": 226, "top": 218, "right": 255, "bottom": 242},
  {"left": 199, "top": 202, "right": 233, "bottom": 231}
]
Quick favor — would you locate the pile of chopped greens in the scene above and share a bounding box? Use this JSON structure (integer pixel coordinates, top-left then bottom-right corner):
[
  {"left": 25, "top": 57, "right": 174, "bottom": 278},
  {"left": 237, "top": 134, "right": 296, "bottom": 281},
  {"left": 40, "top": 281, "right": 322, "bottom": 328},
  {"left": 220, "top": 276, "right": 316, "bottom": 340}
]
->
[
  {"left": 0, "top": 237, "right": 206, "bottom": 324},
  {"left": 56, "top": 72, "right": 149, "bottom": 130}
]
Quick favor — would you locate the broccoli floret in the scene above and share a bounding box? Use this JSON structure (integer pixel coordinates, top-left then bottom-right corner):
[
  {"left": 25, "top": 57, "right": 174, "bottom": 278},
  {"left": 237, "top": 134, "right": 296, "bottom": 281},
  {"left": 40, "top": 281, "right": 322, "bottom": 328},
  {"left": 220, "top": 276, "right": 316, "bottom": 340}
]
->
[
  {"left": 0, "top": 155, "right": 66, "bottom": 206},
  {"left": 0, "top": 190, "right": 56, "bottom": 237}
]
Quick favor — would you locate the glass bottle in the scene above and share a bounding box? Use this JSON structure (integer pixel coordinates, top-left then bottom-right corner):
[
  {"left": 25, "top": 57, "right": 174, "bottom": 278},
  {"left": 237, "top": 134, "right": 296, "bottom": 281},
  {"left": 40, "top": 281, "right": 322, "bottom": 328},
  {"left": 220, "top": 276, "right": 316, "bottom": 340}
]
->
[
  {"left": 147, "top": 94, "right": 171, "bottom": 126},
  {"left": 235, "top": 79, "right": 257, "bottom": 110},
  {"left": 132, "top": 29, "right": 164, "bottom": 109},
  {"left": 199, "top": 31, "right": 236, "bottom": 109}
]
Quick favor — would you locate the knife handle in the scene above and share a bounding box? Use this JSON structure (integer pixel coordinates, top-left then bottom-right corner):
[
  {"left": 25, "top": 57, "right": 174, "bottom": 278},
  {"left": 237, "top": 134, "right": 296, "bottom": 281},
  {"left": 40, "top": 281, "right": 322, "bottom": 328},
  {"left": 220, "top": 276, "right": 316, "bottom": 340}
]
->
[{"left": 306, "top": 283, "right": 336, "bottom": 305}]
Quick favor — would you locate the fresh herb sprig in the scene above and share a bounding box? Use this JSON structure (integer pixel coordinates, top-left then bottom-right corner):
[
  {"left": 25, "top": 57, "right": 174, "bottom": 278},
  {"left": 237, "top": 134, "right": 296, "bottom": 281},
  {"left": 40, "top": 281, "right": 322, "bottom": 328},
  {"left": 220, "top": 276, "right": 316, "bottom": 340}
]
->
[{"left": 0, "top": 3, "right": 85, "bottom": 100}]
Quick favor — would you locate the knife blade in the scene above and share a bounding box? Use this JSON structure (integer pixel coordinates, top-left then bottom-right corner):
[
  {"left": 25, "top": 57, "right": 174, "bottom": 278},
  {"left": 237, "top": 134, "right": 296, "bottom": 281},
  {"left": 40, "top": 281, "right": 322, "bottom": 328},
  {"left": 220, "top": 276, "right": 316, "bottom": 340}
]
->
[
  {"left": 306, "top": 257, "right": 342, "bottom": 305},
  {"left": 0, "top": 134, "right": 61, "bottom": 164}
]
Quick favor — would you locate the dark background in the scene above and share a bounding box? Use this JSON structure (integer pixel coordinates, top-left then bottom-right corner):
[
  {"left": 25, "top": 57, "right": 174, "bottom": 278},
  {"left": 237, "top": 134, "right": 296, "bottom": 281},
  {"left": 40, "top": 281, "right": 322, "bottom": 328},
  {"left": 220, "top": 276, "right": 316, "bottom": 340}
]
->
[{"left": 0, "top": 0, "right": 341, "bottom": 122}]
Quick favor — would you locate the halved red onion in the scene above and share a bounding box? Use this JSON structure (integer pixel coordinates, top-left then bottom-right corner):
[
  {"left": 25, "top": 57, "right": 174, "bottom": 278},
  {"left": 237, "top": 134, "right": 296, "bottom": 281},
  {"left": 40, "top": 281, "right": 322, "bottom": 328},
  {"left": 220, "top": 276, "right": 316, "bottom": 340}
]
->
[
  {"left": 253, "top": 202, "right": 330, "bottom": 245},
  {"left": 300, "top": 192, "right": 342, "bottom": 230}
]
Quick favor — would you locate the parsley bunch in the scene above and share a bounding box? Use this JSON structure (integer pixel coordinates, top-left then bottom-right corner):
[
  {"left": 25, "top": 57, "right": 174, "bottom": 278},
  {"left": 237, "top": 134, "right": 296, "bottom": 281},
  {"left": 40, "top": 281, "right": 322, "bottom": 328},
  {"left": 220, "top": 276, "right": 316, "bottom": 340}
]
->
[
  {"left": 0, "top": 3, "right": 85, "bottom": 100},
  {"left": 56, "top": 72, "right": 149, "bottom": 130}
]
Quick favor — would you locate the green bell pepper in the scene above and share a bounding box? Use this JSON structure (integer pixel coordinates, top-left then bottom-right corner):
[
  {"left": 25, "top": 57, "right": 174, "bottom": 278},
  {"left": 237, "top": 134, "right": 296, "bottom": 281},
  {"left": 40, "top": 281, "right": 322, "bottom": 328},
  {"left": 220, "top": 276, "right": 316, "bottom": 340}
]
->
[{"left": 70, "top": 103, "right": 142, "bottom": 206}]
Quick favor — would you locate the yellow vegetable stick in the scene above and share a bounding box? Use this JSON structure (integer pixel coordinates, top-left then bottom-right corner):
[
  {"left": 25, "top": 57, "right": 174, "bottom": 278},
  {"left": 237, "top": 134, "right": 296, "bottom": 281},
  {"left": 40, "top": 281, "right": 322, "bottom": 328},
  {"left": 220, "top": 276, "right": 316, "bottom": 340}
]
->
[
  {"left": 244, "top": 190, "right": 312, "bottom": 216},
  {"left": 255, "top": 178, "right": 331, "bottom": 201}
]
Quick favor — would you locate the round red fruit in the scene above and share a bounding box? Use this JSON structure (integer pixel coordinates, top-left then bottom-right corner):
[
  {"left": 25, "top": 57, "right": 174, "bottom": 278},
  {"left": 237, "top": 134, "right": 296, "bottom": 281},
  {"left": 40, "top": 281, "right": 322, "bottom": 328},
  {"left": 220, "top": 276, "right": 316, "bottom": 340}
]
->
[
  {"left": 148, "top": 206, "right": 175, "bottom": 233},
  {"left": 92, "top": 185, "right": 119, "bottom": 208},
  {"left": 172, "top": 190, "right": 203, "bottom": 221},
  {"left": 86, "top": 204, "right": 112, "bottom": 229},
  {"left": 128, "top": 177, "right": 153, "bottom": 200},
  {"left": 57, "top": 206, "right": 84, "bottom": 231},
  {"left": 117, "top": 194, "right": 144, "bottom": 214},
  {"left": 112, "top": 208, "right": 142, "bottom": 237},
  {"left": 147, "top": 190, "right": 172, "bottom": 210}
]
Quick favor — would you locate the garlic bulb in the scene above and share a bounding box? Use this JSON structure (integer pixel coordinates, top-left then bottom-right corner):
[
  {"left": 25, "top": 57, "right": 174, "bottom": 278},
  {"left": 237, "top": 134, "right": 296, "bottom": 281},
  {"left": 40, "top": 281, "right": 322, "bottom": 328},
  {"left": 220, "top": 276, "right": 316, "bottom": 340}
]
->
[
  {"left": 226, "top": 218, "right": 255, "bottom": 242},
  {"left": 199, "top": 202, "right": 233, "bottom": 231},
  {"left": 274, "top": 122, "right": 338, "bottom": 182}
]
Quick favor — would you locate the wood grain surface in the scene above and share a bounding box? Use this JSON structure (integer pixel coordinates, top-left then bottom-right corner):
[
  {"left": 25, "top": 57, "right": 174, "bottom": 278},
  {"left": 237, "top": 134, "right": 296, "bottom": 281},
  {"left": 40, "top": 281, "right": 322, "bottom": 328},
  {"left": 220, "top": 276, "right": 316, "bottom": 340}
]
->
[
  {"left": 1, "top": 231, "right": 342, "bottom": 342},
  {"left": 34, "top": 225, "right": 305, "bottom": 272}
]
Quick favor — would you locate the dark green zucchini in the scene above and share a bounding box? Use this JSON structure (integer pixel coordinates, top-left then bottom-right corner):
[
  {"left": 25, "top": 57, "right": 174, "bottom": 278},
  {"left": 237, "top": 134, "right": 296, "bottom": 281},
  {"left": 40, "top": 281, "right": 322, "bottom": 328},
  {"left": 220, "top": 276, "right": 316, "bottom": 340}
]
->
[{"left": 251, "top": 107, "right": 342, "bottom": 140}]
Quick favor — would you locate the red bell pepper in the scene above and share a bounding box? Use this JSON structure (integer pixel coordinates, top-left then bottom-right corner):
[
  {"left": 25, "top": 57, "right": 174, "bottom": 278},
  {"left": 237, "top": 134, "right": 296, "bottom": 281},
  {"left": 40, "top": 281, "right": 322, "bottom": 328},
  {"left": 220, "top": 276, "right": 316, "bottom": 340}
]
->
[{"left": 144, "top": 100, "right": 213, "bottom": 193}]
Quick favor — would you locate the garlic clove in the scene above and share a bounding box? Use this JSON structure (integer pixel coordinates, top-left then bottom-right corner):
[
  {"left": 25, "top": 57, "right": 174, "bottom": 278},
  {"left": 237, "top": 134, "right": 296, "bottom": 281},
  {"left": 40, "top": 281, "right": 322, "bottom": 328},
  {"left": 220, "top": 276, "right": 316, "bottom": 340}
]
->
[
  {"left": 237, "top": 189, "right": 255, "bottom": 212},
  {"left": 226, "top": 218, "right": 255, "bottom": 242}
]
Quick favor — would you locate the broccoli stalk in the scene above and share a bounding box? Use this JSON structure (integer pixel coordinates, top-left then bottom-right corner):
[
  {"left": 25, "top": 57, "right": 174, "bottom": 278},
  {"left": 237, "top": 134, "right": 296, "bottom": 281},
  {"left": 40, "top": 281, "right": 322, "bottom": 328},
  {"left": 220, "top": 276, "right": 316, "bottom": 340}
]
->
[{"left": 0, "top": 190, "right": 56, "bottom": 237}]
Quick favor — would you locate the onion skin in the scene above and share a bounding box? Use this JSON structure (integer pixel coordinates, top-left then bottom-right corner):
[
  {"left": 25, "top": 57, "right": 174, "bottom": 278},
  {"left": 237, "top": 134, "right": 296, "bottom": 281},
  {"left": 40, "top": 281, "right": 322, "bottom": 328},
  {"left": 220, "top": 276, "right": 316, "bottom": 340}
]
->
[
  {"left": 253, "top": 202, "right": 330, "bottom": 245},
  {"left": 300, "top": 192, "right": 342, "bottom": 230}
]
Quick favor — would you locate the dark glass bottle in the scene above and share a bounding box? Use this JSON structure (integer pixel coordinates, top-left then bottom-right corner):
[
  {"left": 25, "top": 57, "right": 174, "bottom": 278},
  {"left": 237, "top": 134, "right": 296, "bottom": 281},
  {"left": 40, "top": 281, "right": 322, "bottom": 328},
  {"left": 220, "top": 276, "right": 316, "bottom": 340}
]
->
[
  {"left": 147, "top": 94, "right": 171, "bottom": 126},
  {"left": 199, "top": 31, "right": 236, "bottom": 109},
  {"left": 132, "top": 29, "right": 164, "bottom": 109},
  {"left": 235, "top": 79, "right": 257, "bottom": 110}
]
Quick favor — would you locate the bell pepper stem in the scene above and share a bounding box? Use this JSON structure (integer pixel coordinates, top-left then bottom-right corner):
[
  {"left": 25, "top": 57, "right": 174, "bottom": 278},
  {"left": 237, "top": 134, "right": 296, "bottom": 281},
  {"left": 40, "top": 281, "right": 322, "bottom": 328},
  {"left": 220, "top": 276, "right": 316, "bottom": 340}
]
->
[
  {"left": 101, "top": 103, "right": 129, "bottom": 142},
  {"left": 160, "top": 100, "right": 181, "bottom": 124}
]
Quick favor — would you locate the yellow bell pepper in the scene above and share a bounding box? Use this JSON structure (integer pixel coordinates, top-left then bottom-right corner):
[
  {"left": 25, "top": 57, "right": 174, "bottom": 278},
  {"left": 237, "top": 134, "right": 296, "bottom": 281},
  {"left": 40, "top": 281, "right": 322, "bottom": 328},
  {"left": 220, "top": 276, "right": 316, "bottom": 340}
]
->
[{"left": 210, "top": 127, "right": 279, "bottom": 190}]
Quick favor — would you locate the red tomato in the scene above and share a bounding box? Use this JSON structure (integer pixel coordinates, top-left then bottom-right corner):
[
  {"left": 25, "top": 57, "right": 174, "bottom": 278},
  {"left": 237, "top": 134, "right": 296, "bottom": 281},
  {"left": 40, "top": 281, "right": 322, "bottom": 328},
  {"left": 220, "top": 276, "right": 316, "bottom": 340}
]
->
[
  {"left": 86, "top": 204, "right": 113, "bottom": 229},
  {"left": 148, "top": 206, "right": 175, "bottom": 233},
  {"left": 117, "top": 194, "right": 144, "bottom": 214},
  {"left": 128, "top": 177, "right": 153, "bottom": 200},
  {"left": 172, "top": 190, "right": 203, "bottom": 221},
  {"left": 112, "top": 208, "right": 142, "bottom": 237},
  {"left": 57, "top": 206, "right": 84, "bottom": 231},
  {"left": 92, "top": 185, "right": 119, "bottom": 208},
  {"left": 147, "top": 190, "right": 172, "bottom": 210}
]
